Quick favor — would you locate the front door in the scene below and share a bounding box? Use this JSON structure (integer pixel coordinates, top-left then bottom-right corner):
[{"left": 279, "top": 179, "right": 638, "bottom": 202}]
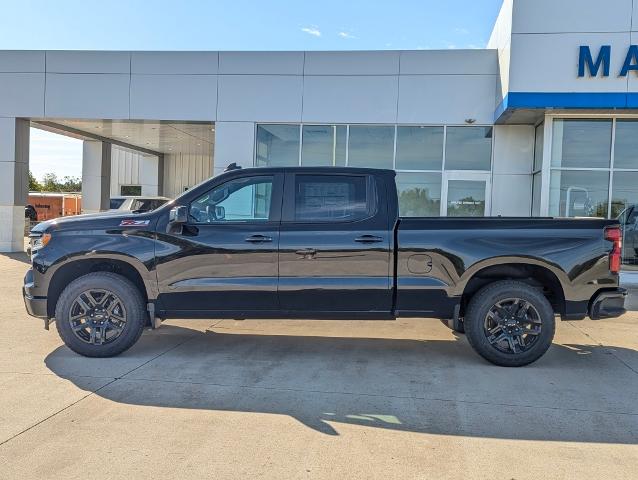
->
[
  {"left": 155, "top": 173, "right": 283, "bottom": 314},
  {"left": 278, "top": 172, "right": 392, "bottom": 313},
  {"left": 442, "top": 172, "right": 491, "bottom": 217}
]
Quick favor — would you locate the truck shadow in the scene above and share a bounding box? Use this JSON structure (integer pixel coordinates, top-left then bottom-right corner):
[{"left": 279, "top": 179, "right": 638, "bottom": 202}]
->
[
  {"left": 44, "top": 323, "right": 638, "bottom": 443},
  {"left": 0, "top": 252, "right": 31, "bottom": 265}
]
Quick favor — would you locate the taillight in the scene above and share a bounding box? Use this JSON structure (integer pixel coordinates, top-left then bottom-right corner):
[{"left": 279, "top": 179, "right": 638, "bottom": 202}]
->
[{"left": 604, "top": 226, "right": 622, "bottom": 274}]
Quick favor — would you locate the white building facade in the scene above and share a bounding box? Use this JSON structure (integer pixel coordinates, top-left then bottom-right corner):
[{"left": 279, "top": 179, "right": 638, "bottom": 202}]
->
[{"left": 1, "top": 0, "right": 638, "bottom": 251}]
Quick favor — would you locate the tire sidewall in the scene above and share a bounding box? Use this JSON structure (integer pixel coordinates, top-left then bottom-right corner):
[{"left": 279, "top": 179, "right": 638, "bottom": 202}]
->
[
  {"left": 465, "top": 281, "right": 555, "bottom": 367},
  {"left": 55, "top": 272, "right": 146, "bottom": 357}
]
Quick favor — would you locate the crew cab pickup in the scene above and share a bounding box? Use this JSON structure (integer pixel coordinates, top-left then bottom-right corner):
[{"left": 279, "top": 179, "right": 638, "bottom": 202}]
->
[{"left": 23, "top": 167, "right": 627, "bottom": 366}]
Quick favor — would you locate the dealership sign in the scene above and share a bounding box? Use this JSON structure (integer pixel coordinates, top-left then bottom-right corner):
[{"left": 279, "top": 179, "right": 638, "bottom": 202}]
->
[{"left": 578, "top": 45, "right": 638, "bottom": 77}]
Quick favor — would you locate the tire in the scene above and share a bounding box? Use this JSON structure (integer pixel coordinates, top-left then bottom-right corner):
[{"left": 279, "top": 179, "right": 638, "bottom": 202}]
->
[
  {"left": 440, "top": 318, "right": 465, "bottom": 333},
  {"left": 55, "top": 272, "right": 146, "bottom": 357},
  {"left": 464, "top": 280, "right": 555, "bottom": 367}
]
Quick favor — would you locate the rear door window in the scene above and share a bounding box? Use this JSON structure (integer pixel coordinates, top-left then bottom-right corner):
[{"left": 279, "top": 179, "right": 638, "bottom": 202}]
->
[{"left": 293, "top": 175, "right": 374, "bottom": 222}]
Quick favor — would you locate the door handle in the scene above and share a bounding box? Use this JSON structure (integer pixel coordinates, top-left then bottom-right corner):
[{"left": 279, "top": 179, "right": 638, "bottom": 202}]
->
[
  {"left": 354, "top": 235, "right": 384, "bottom": 243},
  {"left": 245, "top": 234, "right": 273, "bottom": 243},
  {"left": 296, "top": 248, "right": 317, "bottom": 258}
]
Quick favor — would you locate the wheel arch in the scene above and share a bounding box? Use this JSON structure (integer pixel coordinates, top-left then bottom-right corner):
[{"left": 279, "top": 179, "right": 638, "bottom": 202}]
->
[
  {"left": 47, "top": 257, "right": 152, "bottom": 318},
  {"left": 458, "top": 259, "right": 567, "bottom": 317}
]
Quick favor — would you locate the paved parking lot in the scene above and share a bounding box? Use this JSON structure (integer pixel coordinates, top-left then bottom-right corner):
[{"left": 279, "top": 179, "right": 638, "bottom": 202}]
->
[{"left": 1, "top": 252, "right": 637, "bottom": 479}]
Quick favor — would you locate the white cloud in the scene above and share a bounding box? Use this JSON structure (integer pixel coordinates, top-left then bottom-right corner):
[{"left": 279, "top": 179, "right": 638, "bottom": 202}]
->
[
  {"left": 447, "top": 44, "right": 457, "bottom": 49},
  {"left": 301, "top": 26, "right": 321, "bottom": 37},
  {"left": 454, "top": 27, "right": 470, "bottom": 35},
  {"left": 338, "top": 31, "right": 356, "bottom": 39}
]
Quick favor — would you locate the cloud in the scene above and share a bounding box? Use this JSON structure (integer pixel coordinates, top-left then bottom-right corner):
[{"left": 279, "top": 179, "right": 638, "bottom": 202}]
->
[
  {"left": 454, "top": 27, "right": 470, "bottom": 35},
  {"left": 301, "top": 26, "right": 321, "bottom": 37},
  {"left": 338, "top": 31, "right": 356, "bottom": 39}
]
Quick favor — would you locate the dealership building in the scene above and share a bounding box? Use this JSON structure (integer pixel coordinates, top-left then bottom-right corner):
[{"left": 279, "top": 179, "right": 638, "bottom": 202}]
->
[{"left": 1, "top": 0, "right": 638, "bottom": 252}]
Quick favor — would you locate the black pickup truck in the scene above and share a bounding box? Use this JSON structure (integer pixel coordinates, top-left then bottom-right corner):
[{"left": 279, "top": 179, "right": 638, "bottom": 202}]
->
[{"left": 23, "top": 166, "right": 627, "bottom": 366}]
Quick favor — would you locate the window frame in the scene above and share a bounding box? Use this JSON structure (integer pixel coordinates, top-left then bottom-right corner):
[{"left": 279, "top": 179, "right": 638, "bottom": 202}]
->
[
  {"left": 281, "top": 172, "right": 379, "bottom": 224},
  {"left": 254, "top": 123, "right": 494, "bottom": 174},
  {"left": 186, "top": 173, "right": 283, "bottom": 225}
]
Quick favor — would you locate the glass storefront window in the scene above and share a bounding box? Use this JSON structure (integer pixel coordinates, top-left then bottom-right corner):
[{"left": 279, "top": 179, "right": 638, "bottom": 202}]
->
[
  {"left": 445, "top": 126, "right": 492, "bottom": 171},
  {"left": 446, "top": 180, "right": 486, "bottom": 217},
  {"left": 551, "top": 119, "right": 612, "bottom": 168},
  {"left": 611, "top": 171, "right": 638, "bottom": 218},
  {"left": 256, "top": 124, "right": 300, "bottom": 167},
  {"left": 549, "top": 170, "right": 609, "bottom": 218},
  {"left": 301, "top": 125, "right": 347, "bottom": 167},
  {"left": 396, "top": 172, "right": 441, "bottom": 217},
  {"left": 613, "top": 120, "right": 638, "bottom": 169},
  {"left": 395, "top": 126, "right": 444, "bottom": 170},
  {"left": 612, "top": 172, "right": 638, "bottom": 268},
  {"left": 347, "top": 125, "right": 395, "bottom": 169}
]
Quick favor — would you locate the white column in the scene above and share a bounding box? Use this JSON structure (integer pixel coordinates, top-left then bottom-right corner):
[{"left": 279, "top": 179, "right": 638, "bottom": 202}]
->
[
  {"left": 82, "top": 141, "right": 112, "bottom": 213},
  {"left": 490, "top": 125, "right": 535, "bottom": 217},
  {"left": 140, "top": 154, "right": 160, "bottom": 196},
  {"left": 0, "top": 118, "right": 29, "bottom": 252}
]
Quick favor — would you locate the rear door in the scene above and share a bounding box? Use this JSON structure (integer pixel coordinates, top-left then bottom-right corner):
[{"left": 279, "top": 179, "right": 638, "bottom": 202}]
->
[{"left": 278, "top": 172, "right": 392, "bottom": 314}]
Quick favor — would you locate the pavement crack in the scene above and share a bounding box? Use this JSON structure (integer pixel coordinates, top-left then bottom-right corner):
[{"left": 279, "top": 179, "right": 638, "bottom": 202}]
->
[
  {"left": 117, "top": 335, "right": 199, "bottom": 380},
  {"left": 567, "top": 322, "right": 638, "bottom": 376},
  {"left": 0, "top": 335, "right": 198, "bottom": 448},
  {"left": 0, "top": 377, "right": 119, "bottom": 449}
]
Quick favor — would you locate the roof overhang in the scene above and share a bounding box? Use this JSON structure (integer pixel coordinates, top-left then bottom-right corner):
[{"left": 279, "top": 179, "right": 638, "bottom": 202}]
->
[{"left": 495, "top": 92, "right": 638, "bottom": 124}]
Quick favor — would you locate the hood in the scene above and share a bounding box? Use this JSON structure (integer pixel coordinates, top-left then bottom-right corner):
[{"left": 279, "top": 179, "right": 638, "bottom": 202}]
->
[{"left": 30, "top": 211, "right": 156, "bottom": 234}]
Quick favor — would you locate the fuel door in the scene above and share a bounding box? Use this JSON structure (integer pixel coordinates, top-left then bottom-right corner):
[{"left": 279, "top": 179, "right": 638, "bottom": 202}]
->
[{"left": 407, "top": 254, "right": 433, "bottom": 274}]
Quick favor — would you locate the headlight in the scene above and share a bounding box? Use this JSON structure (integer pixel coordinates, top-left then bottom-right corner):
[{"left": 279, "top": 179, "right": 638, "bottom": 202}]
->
[{"left": 31, "top": 233, "right": 51, "bottom": 251}]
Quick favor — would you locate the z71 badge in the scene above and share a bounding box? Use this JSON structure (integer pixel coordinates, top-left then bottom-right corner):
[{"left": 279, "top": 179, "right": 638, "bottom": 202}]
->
[{"left": 119, "top": 219, "right": 150, "bottom": 227}]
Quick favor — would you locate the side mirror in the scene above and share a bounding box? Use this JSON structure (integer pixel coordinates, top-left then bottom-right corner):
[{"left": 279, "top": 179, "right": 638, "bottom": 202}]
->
[
  {"left": 215, "top": 205, "right": 225, "bottom": 220},
  {"left": 169, "top": 206, "right": 188, "bottom": 224}
]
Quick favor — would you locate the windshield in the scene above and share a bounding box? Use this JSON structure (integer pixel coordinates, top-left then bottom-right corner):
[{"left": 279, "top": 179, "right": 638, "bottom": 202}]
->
[
  {"left": 109, "top": 198, "right": 126, "bottom": 209},
  {"left": 131, "top": 198, "right": 169, "bottom": 212}
]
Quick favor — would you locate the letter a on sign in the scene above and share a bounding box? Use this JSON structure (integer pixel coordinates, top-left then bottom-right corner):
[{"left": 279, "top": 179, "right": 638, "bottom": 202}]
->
[
  {"left": 578, "top": 46, "right": 611, "bottom": 77},
  {"left": 620, "top": 45, "right": 638, "bottom": 76}
]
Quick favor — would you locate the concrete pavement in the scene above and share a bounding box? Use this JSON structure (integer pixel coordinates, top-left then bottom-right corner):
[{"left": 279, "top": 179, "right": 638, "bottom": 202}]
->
[{"left": 1, "top": 252, "right": 637, "bottom": 479}]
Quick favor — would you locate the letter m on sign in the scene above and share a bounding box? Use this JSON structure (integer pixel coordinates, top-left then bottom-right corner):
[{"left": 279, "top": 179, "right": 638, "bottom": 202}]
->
[{"left": 578, "top": 46, "right": 611, "bottom": 77}]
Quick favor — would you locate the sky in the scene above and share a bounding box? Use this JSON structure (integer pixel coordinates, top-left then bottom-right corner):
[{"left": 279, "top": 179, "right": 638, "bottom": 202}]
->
[{"left": 7, "top": 0, "right": 504, "bottom": 181}]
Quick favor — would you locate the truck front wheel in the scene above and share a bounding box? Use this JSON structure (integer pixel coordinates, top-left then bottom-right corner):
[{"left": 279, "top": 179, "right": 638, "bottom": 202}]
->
[
  {"left": 55, "top": 272, "right": 146, "bottom": 357},
  {"left": 464, "top": 280, "right": 555, "bottom": 367}
]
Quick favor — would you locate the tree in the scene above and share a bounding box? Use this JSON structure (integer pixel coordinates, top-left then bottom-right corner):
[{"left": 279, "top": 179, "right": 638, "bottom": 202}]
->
[
  {"left": 42, "top": 173, "right": 60, "bottom": 192},
  {"left": 34, "top": 173, "right": 82, "bottom": 192},
  {"left": 399, "top": 187, "right": 440, "bottom": 217},
  {"left": 28, "top": 170, "right": 43, "bottom": 192},
  {"left": 60, "top": 176, "right": 82, "bottom": 192}
]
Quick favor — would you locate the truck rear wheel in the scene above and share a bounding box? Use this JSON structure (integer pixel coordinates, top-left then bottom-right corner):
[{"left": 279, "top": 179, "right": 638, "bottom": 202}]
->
[
  {"left": 55, "top": 272, "right": 146, "bottom": 357},
  {"left": 464, "top": 280, "right": 555, "bottom": 367}
]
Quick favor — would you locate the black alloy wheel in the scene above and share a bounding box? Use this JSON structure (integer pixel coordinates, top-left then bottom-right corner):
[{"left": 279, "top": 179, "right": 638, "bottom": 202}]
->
[
  {"left": 68, "top": 289, "right": 128, "bottom": 345},
  {"left": 55, "top": 272, "right": 146, "bottom": 357},
  {"left": 483, "top": 298, "right": 542, "bottom": 354},
  {"left": 464, "top": 280, "right": 555, "bottom": 367}
]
